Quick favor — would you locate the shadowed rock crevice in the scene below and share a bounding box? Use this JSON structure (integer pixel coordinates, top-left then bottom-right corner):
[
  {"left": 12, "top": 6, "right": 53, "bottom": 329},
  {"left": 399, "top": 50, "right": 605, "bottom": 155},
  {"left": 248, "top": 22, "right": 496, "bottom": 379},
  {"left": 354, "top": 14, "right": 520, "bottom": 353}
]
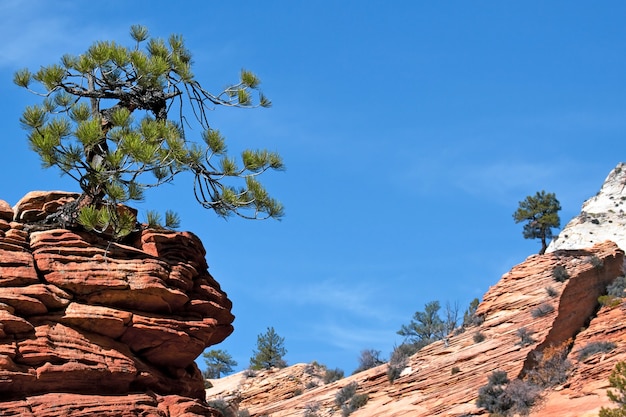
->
[{"left": 520, "top": 245, "right": 623, "bottom": 378}]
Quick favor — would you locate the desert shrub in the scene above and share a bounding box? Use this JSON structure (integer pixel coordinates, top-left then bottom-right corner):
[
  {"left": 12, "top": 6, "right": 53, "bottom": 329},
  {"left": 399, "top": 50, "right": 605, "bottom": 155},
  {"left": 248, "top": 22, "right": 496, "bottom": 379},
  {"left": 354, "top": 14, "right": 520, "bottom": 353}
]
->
[
  {"left": 476, "top": 371, "right": 511, "bottom": 415},
  {"left": 237, "top": 410, "right": 250, "bottom": 417},
  {"left": 204, "top": 379, "right": 213, "bottom": 389},
  {"left": 323, "top": 367, "right": 344, "bottom": 384},
  {"left": 473, "top": 331, "right": 486, "bottom": 343},
  {"left": 504, "top": 379, "right": 541, "bottom": 416},
  {"left": 207, "top": 399, "right": 234, "bottom": 417},
  {"left": 336, "top": 382, "right": 368, "bottom": 416},
  {"left": 242, "top": 368, "right": 257, "bottom": 378},
  {"left": 293, "top": 388, "right": 303, "bottom": 396},
  {"left": 343, "top": 393, "right": 369, "bottom": 416},
  {"left": 451, "top": 366, "right": 461, "bottom": 375},
  {"left": 353, "top": 349, "right": 385, "bottom": 374},
  {"left": 305, "top": 380, "right": 319, "bottom": 390},
  {"left": 335, "top": 382, "right": 358, "bottom": 406},
  {"left": 476, "top": 371, "right": 540, "bottom": 416},
  {"left": 599, "top": 361, "right": 626, "bottom": 417},
  {"left": 516, "top": 327, "right": 534, "bottom": 347},
  {"left": 608, "top": 276, "right": 626, "bottom": 297},
  {"left": 599, "top": 295, "right": 623, "bottom": 308},
  {"left": 545, "top": 286, "right": 558, "bottom": 297},
  {"left": 531, "top": 303, "right": 555, "bottom": 318},
  {"left": 552, "top": 265, "right": 569, "bottom": 282},
  {"left": 303, "top": 401, "right": 321, "bottom": 417},
  {"left": 577, "top": 341, "right": 616, "bottom": 361},
  {"left": 526, "top": 341, "right": 571, "bottom": 387},
  {"left": 588, "top": 255, "right": 604, "bottom": 269},
  {"left": 387, "top": 343, "right": 416, "bottom": 383},
  {"left": 305, "top": 361, "right": 323, "bottom": 375}
]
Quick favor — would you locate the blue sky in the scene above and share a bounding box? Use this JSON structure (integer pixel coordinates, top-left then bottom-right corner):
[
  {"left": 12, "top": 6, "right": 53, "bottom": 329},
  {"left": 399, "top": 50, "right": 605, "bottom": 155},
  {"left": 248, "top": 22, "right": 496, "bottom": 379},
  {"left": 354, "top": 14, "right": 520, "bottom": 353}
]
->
[{"left": 0, "top": 1, "right": 625, "bottom": 375}]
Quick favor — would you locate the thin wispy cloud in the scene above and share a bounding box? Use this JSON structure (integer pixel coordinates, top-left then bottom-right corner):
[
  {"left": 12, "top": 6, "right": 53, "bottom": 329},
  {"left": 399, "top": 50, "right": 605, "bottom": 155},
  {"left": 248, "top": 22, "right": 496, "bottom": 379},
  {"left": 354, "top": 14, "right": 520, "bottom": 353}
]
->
[
  {"left": 316, "top": 321, "right": 396, "bottom": 353},
  {"left": 268, "top": 278, "right": 389, "bottom": 320},
  {"left": 0, "top": 2, "right": 129, "bottom": 69}
]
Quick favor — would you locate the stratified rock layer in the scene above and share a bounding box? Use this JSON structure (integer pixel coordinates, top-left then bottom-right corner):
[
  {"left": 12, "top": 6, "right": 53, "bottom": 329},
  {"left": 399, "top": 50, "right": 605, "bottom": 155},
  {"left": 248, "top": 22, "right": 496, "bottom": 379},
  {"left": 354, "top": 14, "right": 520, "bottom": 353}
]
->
[
  {"left": 0, "top": 191, "right": 233, "bottom": 416},
  {"left": 208, "top": 241, "right": 624, "bottom": 417}
]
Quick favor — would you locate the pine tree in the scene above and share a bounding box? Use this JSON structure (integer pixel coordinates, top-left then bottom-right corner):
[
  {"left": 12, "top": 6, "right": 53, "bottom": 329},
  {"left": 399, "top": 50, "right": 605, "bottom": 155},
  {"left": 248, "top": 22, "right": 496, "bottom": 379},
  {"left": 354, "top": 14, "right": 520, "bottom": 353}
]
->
[
  {"left": 202, "top": 349, "right": 238, "bottom": 379},
  {"left": 600, "top": 361, "right": 626, "bottom": 417},
  {"left": 250, "top": 326, "right": 287, "bottom": 370},
  {"left": 397, "top": 300, "right": 446, "bottom": 349},
  {"left": 513, "top": 191, "right": 561, "bottom": 254},
  {"left": 14, "top": 25, "right": 283, "bottom": 239}
]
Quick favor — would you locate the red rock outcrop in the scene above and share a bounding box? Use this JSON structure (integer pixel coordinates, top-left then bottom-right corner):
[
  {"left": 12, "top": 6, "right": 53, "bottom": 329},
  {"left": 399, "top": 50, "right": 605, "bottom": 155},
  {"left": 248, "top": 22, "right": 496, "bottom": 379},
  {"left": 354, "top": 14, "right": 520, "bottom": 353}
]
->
[
  {"left": 0, "top": 191, "right": 234, "bottom": 416},
  {"left": 207, "top": 241, "right": 624, "bottom": 416}
]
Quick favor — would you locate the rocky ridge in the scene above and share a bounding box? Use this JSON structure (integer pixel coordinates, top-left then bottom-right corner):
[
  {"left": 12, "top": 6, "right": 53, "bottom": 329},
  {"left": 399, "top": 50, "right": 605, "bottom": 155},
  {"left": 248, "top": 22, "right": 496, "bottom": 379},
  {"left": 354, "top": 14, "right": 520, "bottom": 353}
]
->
[
  {"left": 0, "top": 191, "right": 234, "bottom": 416},
  {"left": 547, "top": 162, "right": 626, "bottom": 254},
  {"left": 207, "top": 163, "right": 626, "bottom": 417}
]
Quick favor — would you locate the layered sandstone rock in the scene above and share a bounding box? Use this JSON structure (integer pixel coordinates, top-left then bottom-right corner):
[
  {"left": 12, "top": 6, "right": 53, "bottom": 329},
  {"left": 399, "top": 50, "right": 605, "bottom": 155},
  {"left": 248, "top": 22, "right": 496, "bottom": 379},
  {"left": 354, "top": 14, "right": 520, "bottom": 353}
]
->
[
  {"left": 0, "top": 191, "right": 234, "bottom": 416},
  {"left": 208, "top": 241, "right": 624, "bottom": 417},
  {"left": 547, "top": 162, "right": 626, "bottom": 254}
]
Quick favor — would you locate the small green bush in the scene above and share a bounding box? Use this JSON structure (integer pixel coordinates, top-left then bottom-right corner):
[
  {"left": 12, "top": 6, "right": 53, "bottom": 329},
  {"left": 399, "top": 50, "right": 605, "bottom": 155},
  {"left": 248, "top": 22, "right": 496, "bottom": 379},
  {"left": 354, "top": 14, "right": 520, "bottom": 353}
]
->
[
  {"left": 476, "top": 371, "right": 540, "bottom": 416},
  {"left": 344, "top": 393, "right": 369, "bottom": 415},
  {"left": 324, "top": 367, "right": 344, "bottom": 384},
  {"left": 335, "top": 382, "right": 358, "bottom": 406},
  {"left": 599, "top": 295, "right": 622, "bottom": 308},
  {"left": 608, "top": 276, "right": 626, "bottom": 297},
  {"left": 335, "top": 382, "right": 368, "bottom": 416},
  {"left": 207, "top": 399, "right": 234, "bottom": 417},
  {"left": 305, "top": 361, "right": 323, "bottom": 375},
  {"left": 545, "top": 286, "right": 558, "bottom": 297},
  {"left": 305, "top": 380, "right": 319, "bottom": 390},
  {"left": 588, "top": 255, "right": 604, "bottom": 269},
  {"left": 451, "top": 366, "right": 461, "bottom": 375},
  {"left": 516, "top": 327, "right": 534, "bottom": 346},
  {"left": 552, "top": 265, "right": 569, "bottom": 282},
  {"left": 387, "top": 343, "right": 416, "bottom": 383},
  {"left": 473, "top": 331, "right": 486, "bottom": 343},
  {"left": 531, "top": 303, "right": 555, "bottom": 318},
  {"left": 303, "top": 402, "right": 321, "bottom": 417},
  {"left": 577, "top": 341, "right": 616, "bottom": 361}
]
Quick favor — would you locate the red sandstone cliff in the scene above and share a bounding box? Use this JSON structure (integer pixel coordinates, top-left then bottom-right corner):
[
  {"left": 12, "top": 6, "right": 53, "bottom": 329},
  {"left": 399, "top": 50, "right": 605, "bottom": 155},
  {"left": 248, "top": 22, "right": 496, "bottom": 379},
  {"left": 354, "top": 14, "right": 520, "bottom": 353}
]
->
[{"left": 0, "top": 191, "right": 234, "bottom": 416}]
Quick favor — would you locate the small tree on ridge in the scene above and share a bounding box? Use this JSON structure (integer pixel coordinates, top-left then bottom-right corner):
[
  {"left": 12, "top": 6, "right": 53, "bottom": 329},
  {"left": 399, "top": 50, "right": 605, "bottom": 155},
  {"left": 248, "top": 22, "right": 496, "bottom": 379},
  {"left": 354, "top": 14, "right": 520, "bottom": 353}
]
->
[
  {"left": 202, "top": 349, "right": 238, "bottom": 379},
  {"left": 250, "top": 326, "right": 287, "bottom": 370},
  {"left": 513, "top": 191, "right": 561, "bottom": 254}
]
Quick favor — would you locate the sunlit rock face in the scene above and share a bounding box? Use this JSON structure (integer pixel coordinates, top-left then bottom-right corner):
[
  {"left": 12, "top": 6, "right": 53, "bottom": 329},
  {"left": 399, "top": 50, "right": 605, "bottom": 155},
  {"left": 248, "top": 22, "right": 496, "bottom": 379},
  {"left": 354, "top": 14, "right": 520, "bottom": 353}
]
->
[
  {"left": 0, "top": 191, "right": 233, "bottom": 416},
  {"left": 547, "top": 162, "right": 626, "bottom": 254}
]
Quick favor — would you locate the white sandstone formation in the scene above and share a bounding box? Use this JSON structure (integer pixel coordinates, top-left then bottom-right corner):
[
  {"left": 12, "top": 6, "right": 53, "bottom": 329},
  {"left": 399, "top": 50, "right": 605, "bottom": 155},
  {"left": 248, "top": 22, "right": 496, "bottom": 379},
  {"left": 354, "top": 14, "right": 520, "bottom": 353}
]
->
[{"left": 547, "top": 162, "right": 626, "bottom": 253}]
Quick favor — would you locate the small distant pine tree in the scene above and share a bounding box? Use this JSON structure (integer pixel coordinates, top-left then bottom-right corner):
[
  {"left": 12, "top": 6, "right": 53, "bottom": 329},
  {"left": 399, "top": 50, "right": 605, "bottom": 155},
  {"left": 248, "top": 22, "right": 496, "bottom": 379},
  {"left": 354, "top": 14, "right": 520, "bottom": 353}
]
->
[
  {"left": 513, "top": 191, "right": 561, "bottom": 254},
  {"left": 202, "top": 349, "right": 238, "bottom": 379},
  {"left": 397, "top": 300, "right": 446, "bottom": 349},
  {"left": 462, "top": 298, "right": 482, "bottom": 328},
  {"left": 600, "top": 361, "right": 626, "bottom": 417},
  {"left": 250, "top": 326, "right": 287, "bottom": 370}
]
